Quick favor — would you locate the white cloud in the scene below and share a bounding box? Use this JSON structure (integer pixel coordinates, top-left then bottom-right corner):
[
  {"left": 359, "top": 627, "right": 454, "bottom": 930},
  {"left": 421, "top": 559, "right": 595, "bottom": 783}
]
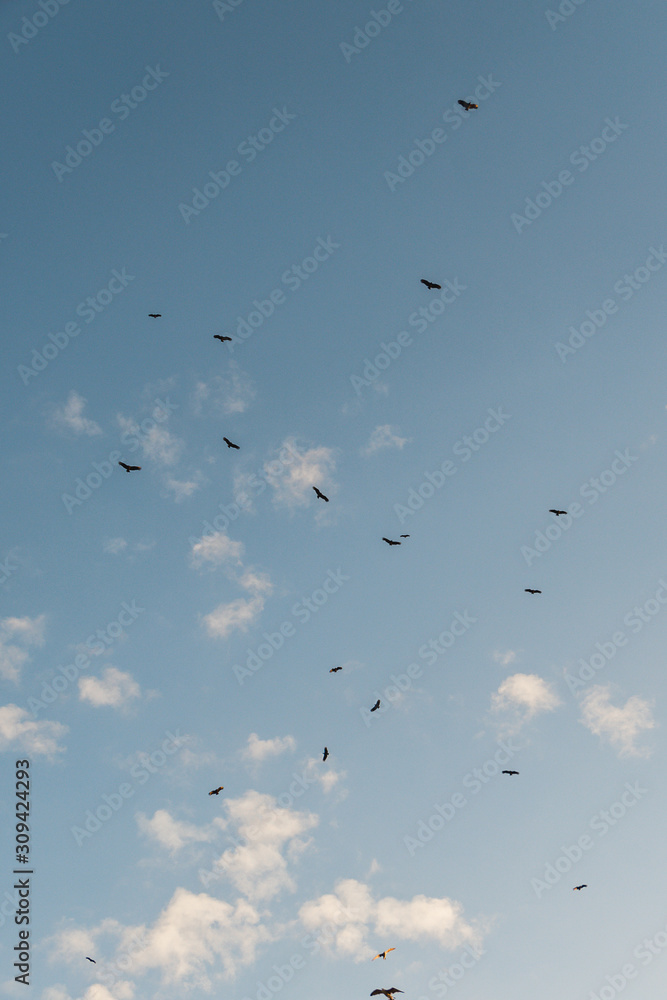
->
[
  {"left": 104, "top": 538, "right": 128, "bottom": 555},
  {"left": 579, "top": 684, "right": 656, "bottom": 757},
  {"left": 241, "top": 733, "right": 296, "bottom": 764},
  {"left": 78, "top": 667, "right": 141, "bottom": 710},
  {"left": 264, "top": 438, "right": 336, "bottom": 509},
  {"left": 298, "top": 879, "right": 483, "bottom": 962},
  {"left": 0, "top": 613, "right": 46, "bottom": 683},
  {"left": 301, "top": 756, "right": 346, "bottom": 797},
  {"left": 137, "top": 809, "right": 223, "bottom": 853},
  {"left": 239, "top": 570, "right": 273, "bottom": 595},
  {"left": 216, "top": 790, "right": 318, "bottom": 902},
  {"left": 202, "top": 596, "right": 265, "bottom": 639},
  {"left": 491, "top": 672, "right": 561, "bottom": 733},
  {"left": 361, "top": 425, "right": 409, "bottom": 455},
  {"left": 0, "top": 704, "right": 67, "bottom": 756},
  {"left": 190, "top": 533, "right": 243, "bottom": 569},
  {"left": 52, "top": 390, "right": 102, "bottom": 436}
]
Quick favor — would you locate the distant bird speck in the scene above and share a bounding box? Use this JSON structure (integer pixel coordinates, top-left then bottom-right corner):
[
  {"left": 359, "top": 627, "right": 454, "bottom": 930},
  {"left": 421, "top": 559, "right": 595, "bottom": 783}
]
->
[
  {"left": 525, "top": 589, "right": 542, "bottom": 594},
  {"left": 148, "top": 314, "right": 161, "bottom": 318},
  {"left": 329, "top": 666, "right": 342, "bottom": 673},
  {"left": 502, "top": 770, "right": 519, "bottom": 776},
  {"left": 400, "top": 535, "right": 410, "bottom": 538},
  {"left": 223, "top": 437, "right": 240, "bottom": 450},
  {"left": 573, "top": 884, "right": 588, "bottom": 891},
  {"left": 371, "top": 989, "right": 403, "bottom": 999},
  {"left": 208, "top": 786, "right": 224, "bottom": 796},
  {"left": 323, "top": 747, "right": 329, "bottom": 761},
  {"left": 420, "top": 279, "right": 442, "bottom": 290},
  {"left": 119, "top": 462, "right": 141, "bottom": 472},
  {"left": 458, "top": 100, "right": 478, "bottom": 110},
  {"left": 549, "top": 509, "right": 567, "bottom": 516},
  {"left": 382, "top": 538, "right": 401, "bottom": 546},
  {"left": 370, "top": 699, "right": 381, "bottom": 712},
  {"left": 214, "top": 335, "right": 232, "bottom": 343},
  {"left": 85, "top": 957, "right": 96, "bottom": 963},
  {"left": 313, "top": 486, "right": 329, "bottom": 502}
]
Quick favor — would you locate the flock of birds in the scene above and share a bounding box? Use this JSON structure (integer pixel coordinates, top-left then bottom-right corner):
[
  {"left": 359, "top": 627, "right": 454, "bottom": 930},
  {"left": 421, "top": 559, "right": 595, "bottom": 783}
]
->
[{"left": 87, "top": 100, "right": 593, "bottom": 981}]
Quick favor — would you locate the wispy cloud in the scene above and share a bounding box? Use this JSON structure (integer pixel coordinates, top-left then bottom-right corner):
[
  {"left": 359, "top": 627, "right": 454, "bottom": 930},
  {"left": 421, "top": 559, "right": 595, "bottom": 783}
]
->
[
  {"left": 192, "top": 364, "right": 256, "bottom": 416},
  {"left": 196, "top": 534, "right": 273, "bottom": 639},
  {"left": 0, "top": 704, "right": 67, "bottom": 757},
  {"left": 202, "top": 596, "right": 265, "bottom": 640},
  {"left": 0, "top": 613, "right": 46, "bottom": 683},
  {"left": 137, "top": 809, "right": 224, "bottom": 853},
  {"left": 191, "top": 533, "right": 244, "bottom": 569},
  {"left": 51, "top": 390, "right": 102, "bottom": 436},
  {"left": 264, "top": 438, "right": 337, "bottom": 509},
  {"left": 493, "top": 649, "right": 517, "bottom": 666},
  {"left": 579, "top": 684, "right": 655, "bottom": 757},
  {"left": 361, "top": 424, "right": 409, "bottom": 455}
]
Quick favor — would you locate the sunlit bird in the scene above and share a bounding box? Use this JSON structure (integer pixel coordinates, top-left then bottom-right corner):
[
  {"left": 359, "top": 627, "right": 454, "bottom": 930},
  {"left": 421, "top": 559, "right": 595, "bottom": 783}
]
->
[
  {"left": 573, "top": 884, "right": 588, "bottom": 891},
  {"left": 371, "top": 989, "right": 403, "bottom": 999},
  {"left": 329, "top": 666, "right": 342, "bottom": 673},
  {"left": 208, "top": 786, "right": 224, "bottom": 796},
  {"left": 457, "top": 100, "right": 478, "bottom": 111},
  {"left": 372, "top": 949, "right": 396, "bottom": 961}
]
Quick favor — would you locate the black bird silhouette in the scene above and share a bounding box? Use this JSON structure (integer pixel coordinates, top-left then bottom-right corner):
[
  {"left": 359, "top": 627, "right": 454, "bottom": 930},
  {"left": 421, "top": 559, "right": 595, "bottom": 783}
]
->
[
  {"left": 313, "top": 486, "right": 329, "bottom": 502},
  {"left": 372, "top": 949, "right": 396, "bottom": 961},
  {"left": 573, "top": 885, "right": 588, "bottom": 891},
  {"left": 214, "top": 335, "right": 232, "bottom": 343},
  {"left": 525, "top": 589, "right": 542, "bottom": 594},
  {"left": 85, "top": 957, "right": 96, "bottom": 963},
  {"left": 382, "top": 538, "right": 401, "bottom": 546},
  {"left": 223, "top": 437, "right": 240, "bottom": 449},
  {"left": 458, "top": 100, "right": 478, "bottom": 111},
  {"left": 502, "top": 770, "right": 519, "bottom": 776},
  {"left": 370, "top": 699, "right": 381, "bottom": 712},
  {"left": 420, "top": 279, "right": 442, "bottom": 290},
  {"left": 119, "top": 462, "right": 141, "bottom": 472},
  {"left": 549, "top": 509, "right": 567, "bottom": 516},
  {"left": 400, "top": 534, "right": 410, "bottom": 538},
  {"left": 329, "top": 666, "right": 342, "bottom": 673},
  {"left": 371, "top": 989, "right": 403, "bottom": 999},
  {"left": 148, "top": 314, "right": 161, "bottom": 318},
  {"left": 323, "top": 747, "right": 329, "bottom": 761},
  {"left": 208, "top": 786, "right": 224, "bottom": 796}
]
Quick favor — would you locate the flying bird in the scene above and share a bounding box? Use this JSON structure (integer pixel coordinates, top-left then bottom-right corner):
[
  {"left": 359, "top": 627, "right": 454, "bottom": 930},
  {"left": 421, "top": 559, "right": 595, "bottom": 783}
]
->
[
  {"left": 214, "top": 335, "right": 232, "bottom": 343},
  {"left": 502, "top": 770, "right": 519, "bottom": 776},
  {"left": 85, "top": 957, "right": 96, "bottom": 963},
  {"left": 382, "top": 538, "right": 401, "bottom": 546},
  {"left": 372, "top": 949, "right": 396, "bottom": 961},
  {"left": 420, "top": 279, "right": 442, "bottom": 290},
  {"left": 323, "top": 747, "right": 329, "bottom": 761},
  {"left": 223, "top": 437, "right": 240, "bottom": 449},
  {"left": 370, "top": 699, "right": 381, "bottom": 712},
  {"left": 525, "top": 589, "right": 542, "bottom": 594},
  {"left": 313, "top": 486, "right": 329, "bottom": 502},
  {"left": 329, "top": 666, "right": 342, "bottom": 673},
  {"left": 208, "top": 786, "right": 224, "bottom": 796},
  {"left": 400, "top": 534, "right": 410, "bottom": 538},
  {"left": 148, "top": 313, "right": 161, "bottom": 318},
  {"left": 458, "top": 100, "right": 478, "bottom": 111},
  {"left": 118, "top": 462, "right": 141, "bottom": 472},
  {"left": 371, "top": 989, "right": 403, "bottom": 999},
  {"left": 573, "top": 885, "right": 588, "bottom": 891},
  {"left": 549, "top": 509, "right": 567, "bottom": 516}
]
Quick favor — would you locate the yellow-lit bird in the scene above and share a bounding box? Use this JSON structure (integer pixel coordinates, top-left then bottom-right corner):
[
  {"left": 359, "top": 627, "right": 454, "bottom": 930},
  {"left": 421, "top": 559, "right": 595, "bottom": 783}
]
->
[{"left": 372, "top": 949, "right": 396, "bottom": 961}]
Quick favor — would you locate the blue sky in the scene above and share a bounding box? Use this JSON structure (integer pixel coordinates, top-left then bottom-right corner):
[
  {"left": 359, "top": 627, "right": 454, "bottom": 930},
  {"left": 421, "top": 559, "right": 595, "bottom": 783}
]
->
[{"left": 1, "top": 1, "right": 667, "bottom": 998}]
